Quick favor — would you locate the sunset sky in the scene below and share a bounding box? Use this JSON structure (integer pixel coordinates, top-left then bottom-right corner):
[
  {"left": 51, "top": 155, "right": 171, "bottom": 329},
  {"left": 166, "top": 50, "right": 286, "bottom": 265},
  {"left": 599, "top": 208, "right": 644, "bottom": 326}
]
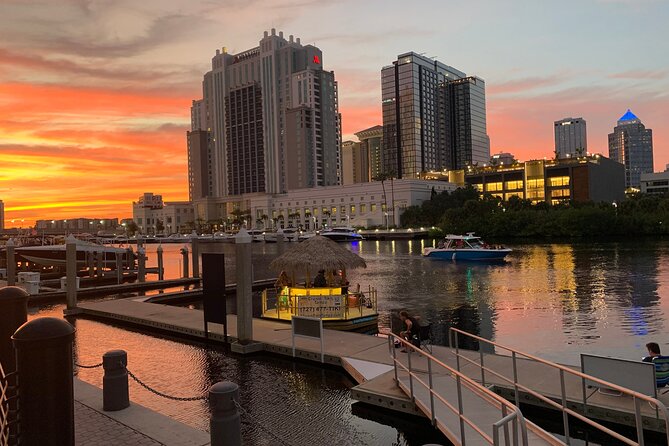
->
[{"left": 1, "top": 0, "right": 668, "bottom": 227}]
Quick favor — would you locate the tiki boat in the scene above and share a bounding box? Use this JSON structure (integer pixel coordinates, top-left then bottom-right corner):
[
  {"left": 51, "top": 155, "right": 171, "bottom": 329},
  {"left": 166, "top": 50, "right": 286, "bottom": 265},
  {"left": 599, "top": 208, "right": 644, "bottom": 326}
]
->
[{"left": 261, "top": 235, "right": 378, "bottom": 332}]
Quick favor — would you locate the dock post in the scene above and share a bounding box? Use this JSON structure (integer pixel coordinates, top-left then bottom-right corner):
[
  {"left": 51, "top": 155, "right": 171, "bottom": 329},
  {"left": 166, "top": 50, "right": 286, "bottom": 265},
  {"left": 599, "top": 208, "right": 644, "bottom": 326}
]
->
[
  {"left": 6, "top": 238, "right": 16, "bottom": 286},
  {"left": 276, "top": 228, "right": 285, "bottom": 254},
  {"left": 191, "top": 238, "right": 200, "bottom": 287},
  {"left": 0, "top": 286, "right": 28, "bottom": 373},
  {"left": 209, "top": 381, "right": 241, "bottom": 446},
  {"left": 137, "top": 246, "right": 146, "bottom": 283},
  {"left": 65, "top": 234, "right": 78, "bottom": 313},
  {"left": 12, "top": 317, "right": 76, "bottom": 446},
  {"left": 102, "top": 350, "right": 129, "bottom": 411},
  {"left": 157, "top": 244, "right": 164, "bottom": 281},
  {"left": 180, "top": 246, "right": 189, "bottom": 279},
  {"left": 96, "top": 250, "right": 105, "bottom": 277},
  {"left": 87, "top": 251, "right": 95, "bottom": 278},
  {"left": 115, "top": 252, "right": 123, "bottom": 284},
  {"left": 235, "top": 229, "right": 253, "bottom": 344}
]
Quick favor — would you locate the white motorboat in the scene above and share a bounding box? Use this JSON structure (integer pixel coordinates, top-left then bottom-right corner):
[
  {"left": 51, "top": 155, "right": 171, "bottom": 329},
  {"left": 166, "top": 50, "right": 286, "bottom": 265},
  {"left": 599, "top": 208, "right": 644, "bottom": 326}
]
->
[
  {"left": 15, "top": 239, "right": 133, "bottom": 267},
  {"left": 319, "top": 227, "right": 364, "bottom": 242}
]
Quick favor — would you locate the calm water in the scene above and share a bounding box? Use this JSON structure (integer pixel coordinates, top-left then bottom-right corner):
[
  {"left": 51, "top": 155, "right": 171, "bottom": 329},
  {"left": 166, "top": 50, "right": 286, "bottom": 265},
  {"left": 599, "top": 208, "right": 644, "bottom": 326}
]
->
[
  {"left": 141, "top": 239, "right": 669, "bottom": 365},
  {"left": 30, "top": 239, "right": 669, "bottom": 444}
]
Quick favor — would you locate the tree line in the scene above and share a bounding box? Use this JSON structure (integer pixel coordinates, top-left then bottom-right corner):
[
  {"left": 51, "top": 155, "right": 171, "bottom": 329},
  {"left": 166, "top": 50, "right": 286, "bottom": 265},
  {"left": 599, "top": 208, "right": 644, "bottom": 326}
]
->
[{"left": 400, "top": 186, "right": 669, "bottom": 238}]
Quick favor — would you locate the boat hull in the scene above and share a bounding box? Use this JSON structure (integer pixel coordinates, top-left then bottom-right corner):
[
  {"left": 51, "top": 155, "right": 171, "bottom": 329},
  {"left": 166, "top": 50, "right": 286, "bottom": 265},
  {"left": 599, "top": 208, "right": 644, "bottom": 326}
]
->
[
  {"left": 321, "top": 234, "right": 364, "bottom": 242},
  {"left": 423, "top": 248, "right": 511, "bottom": 261}
]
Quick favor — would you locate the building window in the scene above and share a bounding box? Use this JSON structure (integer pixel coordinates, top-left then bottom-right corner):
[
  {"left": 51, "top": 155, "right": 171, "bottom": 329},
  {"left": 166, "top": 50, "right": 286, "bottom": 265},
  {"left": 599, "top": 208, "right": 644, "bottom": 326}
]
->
[
  {"left": 549, "top": 176, "right": 570, "bottom": 187},
  {"left": 371, "top": 204, "right": 377, "bottom": 213}
]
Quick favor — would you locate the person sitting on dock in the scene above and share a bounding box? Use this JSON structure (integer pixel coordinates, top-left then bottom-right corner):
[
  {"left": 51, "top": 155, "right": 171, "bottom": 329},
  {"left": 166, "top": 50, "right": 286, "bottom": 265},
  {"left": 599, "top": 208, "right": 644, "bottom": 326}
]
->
[
  {"left": 643, "top": 342, "right": 662, "bottom": 362},
  {"left": 399, "top": 310, "right": 419, "bottom": 352},
  {"left": 313, "top": 269, "right": 327, "bottom": 287}
]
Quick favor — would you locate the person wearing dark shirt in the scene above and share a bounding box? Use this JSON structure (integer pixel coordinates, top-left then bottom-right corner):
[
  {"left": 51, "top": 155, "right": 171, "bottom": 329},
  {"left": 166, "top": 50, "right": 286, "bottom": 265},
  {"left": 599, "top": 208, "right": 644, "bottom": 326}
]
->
[
  {"left": 399, "top": 310, "right": 419, "bottom": 352},
  {"left": 643, "top": 342, "right": 662, "bottom": 362},
  {"left": 313, "top": 269, "right": 327, "bottom": 287}
]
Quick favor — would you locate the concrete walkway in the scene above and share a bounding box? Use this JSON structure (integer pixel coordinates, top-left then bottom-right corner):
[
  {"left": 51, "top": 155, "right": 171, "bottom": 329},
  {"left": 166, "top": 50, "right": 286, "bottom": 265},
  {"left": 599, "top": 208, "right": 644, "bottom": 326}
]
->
[{"left": 74, "top": 379, "right": 209, "bottom": 446}]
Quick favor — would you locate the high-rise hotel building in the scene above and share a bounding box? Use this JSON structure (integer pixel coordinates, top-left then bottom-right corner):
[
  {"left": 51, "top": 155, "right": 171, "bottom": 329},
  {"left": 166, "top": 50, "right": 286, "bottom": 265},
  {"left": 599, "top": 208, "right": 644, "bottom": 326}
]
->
[
  {"left": 189, "top": 29, "right": 341, "bottom": 200},
  {"left": 381, "top": 52, "right": 489, "bottom": 179},
  {"left": 608, "top": 109, "right": 653, "bottom": 190},
  {"left": 554, "top": 117, "right": 587, "bottom": 158}
]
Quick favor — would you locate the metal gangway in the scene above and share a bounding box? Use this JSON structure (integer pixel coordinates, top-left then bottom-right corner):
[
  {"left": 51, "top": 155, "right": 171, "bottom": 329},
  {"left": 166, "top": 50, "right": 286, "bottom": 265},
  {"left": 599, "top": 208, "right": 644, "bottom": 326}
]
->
[
  {"left": 388, "top": 333, "right": 562, "bottom": 446},
  {"left": 448, "top": 328, "right": 669, "bottom": 446}
]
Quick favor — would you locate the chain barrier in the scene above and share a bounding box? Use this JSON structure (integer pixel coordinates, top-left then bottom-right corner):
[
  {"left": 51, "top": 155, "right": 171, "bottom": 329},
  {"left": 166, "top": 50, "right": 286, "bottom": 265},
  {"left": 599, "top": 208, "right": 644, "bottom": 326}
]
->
[
  {"left": 233, "top": 400, "right": 294, "bottom": 446},
  {"left": 124, "top": 366, "right": 207, "bottom": 402},
  {"left": 74, "top": 362, "right": 103, "bottom": 369}
]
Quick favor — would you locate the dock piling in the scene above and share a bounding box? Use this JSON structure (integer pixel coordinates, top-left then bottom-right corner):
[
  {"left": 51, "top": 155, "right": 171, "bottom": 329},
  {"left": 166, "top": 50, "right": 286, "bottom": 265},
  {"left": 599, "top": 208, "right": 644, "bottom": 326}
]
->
[
  {"left": 235, "top": 229, "right": 253, "bottom": 345},
  {"left": 87, "top": 252, "right": 95, "bottom": 278},
  {"left": 102, "top": 350, "right": 129, "bottom": 411},
  {"left": 137, "top": 246, "right": 146, "bottom": 283},
  {"left": 209, "top": 381, "right": 241, "bottom": 446},
  {"left": 276, "top": 228, "right": 285, "bottom": 254},
  {"left": 115, "top": 252, "right": 123, "bottom": 284},
  {"left": 191, "top": 238, "right": 200, "bottom": 287},
  {"left": 180, "top": 246, "right": 189, "bottom": 279},
  {"left": 65, "top": 234, "right": 78, "bottom": 313},
  {"left": 6, "top": 238, "right": 16, "bottom": 286},
  {"left": 157, "top": 245, "right": 164, "bottom": 281}
]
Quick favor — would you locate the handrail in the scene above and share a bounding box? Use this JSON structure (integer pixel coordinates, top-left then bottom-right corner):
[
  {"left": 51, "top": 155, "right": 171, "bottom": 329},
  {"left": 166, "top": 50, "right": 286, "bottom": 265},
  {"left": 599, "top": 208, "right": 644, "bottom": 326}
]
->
[
  {"left": 387, "top": 332, "right": 531, "bottom": 446},
  {"left": 450, "top": 327, "right": 669, "bottom": 446}
]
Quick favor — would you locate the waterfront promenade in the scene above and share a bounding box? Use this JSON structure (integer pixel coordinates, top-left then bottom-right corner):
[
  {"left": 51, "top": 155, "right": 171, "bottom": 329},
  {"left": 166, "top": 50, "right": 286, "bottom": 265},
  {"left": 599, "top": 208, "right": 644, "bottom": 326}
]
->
[
  {"left": 75, "top": 297, "right": 669, "bottom": 445},
  {"left": 74, "top": 378, "right": 209, "bottom": 446}
]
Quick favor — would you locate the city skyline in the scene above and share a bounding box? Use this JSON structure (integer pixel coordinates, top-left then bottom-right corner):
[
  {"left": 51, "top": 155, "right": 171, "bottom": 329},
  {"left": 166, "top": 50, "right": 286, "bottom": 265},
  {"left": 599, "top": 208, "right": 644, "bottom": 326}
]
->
[{"left": 1, "top": 0, "right": 668, "bottom": 226}]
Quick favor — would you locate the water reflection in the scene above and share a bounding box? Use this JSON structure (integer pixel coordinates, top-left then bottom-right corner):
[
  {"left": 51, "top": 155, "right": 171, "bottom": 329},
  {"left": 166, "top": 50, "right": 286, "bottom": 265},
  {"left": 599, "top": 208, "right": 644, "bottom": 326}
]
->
[{"left": 139, "top": 240, "right": 669, "bottom": 365}]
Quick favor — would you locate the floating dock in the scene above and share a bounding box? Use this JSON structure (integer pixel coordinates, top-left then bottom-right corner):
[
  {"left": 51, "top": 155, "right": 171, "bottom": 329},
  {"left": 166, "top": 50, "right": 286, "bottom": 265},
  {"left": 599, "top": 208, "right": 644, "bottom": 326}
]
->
[{"left": 74, "top": 299, "right": 669, "bottom": 445}]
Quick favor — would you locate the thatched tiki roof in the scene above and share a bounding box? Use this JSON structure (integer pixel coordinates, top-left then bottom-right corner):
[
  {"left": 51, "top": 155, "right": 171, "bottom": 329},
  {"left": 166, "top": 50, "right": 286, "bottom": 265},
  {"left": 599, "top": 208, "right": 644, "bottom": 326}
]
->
[{"left": 269, "top": 235, "right": 366, "bottom": 273}]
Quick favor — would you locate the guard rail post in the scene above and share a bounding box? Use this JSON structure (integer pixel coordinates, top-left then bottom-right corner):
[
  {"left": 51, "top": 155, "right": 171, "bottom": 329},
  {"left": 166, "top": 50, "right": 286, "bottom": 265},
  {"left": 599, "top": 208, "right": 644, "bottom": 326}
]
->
[
  {"left": 209, "top": 381, "right": 241, "bottom": 446},
  {"left": 12, "top": 317, "right": 75, "bottom": 446},
  {"left": 103, "top": 350, "right": 129, "bottom": 411}
]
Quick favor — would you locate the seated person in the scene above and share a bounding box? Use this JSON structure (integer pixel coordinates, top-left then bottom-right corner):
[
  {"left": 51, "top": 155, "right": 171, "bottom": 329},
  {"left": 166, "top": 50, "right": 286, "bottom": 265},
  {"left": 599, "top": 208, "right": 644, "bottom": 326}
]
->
[
  {"left": 643, "top": 342, "right": 661, "bottom": 362},
  {"left": 275, "top": 270, "right": 291, "bottom": 290},
  {"left": 399, "top": 310, "right": 420, "bottom": 351},
  {"left": 313, "top": 269, "right": 327, "bottom": 287}
]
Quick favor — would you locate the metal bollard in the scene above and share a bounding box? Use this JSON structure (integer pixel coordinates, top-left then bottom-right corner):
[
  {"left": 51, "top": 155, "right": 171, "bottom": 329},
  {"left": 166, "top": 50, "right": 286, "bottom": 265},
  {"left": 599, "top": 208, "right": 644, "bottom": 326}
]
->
[
  {"left": 209, "top": 381, "right": 241, "bottom": 446},
  {"left": 103, "top": 350, "right": 129, "bottom": 411},
  {"left": 12, "top": 317, "right": 76, "bottom": 446},
  {"left": 0, "top": 286, "right": 29, "bottom": 372}
]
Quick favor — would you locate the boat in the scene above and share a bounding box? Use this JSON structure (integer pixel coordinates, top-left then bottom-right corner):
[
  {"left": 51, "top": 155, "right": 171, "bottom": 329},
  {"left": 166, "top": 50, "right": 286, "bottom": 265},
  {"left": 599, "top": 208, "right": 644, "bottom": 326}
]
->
[
  {"left": 422, "top": 233, "right": 511, "bottom": 261},
  {"left": 263, "top": 228, "right": 300, "bottom": 243},
  {"left": 319, "top": 227, "right": 364, "bottom": 242},
  {"left": 15, "top": 239, "right": 134, "bottom": 267}
]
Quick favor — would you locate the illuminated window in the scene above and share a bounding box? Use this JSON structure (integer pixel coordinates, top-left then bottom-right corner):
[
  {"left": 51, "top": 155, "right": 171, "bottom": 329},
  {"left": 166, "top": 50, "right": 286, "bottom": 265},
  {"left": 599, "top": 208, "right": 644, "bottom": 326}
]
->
[
  {"left": 360, "top": 204, "right": 366, "bottom": 214},
  {"left": 504, "top": 180, "right": 524, "bottom": 190},
  {"left": 371, "top": 203, "right": 377, "bottom": 212},
  {"left": 472, "top": 184, "right": 483, "bottom": 192},
  {"left": 350, "top": 205, "right": 356, "bottom": 214},
  {"left": 485, "top": 182, "right": 503, "bottom": 192},
  {"left": 331, "top": 207, "right": 337, "bottom": 215},
  {"left": 549, "top": 176, "right": 570, "bottom": 187}
]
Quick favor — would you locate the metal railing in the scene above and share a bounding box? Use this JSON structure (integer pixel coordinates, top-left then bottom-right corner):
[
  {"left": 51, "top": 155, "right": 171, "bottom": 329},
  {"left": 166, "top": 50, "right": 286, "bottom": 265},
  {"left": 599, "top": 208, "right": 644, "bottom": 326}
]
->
[
  {"left": 450, "top": 327, "right": 669, "bottom": 446},
  {"left": 387, "top": 333, "right": 534, "bottom": 446},
  {"left": 0, "top": 362, "right": 17, "bottom": 446}
]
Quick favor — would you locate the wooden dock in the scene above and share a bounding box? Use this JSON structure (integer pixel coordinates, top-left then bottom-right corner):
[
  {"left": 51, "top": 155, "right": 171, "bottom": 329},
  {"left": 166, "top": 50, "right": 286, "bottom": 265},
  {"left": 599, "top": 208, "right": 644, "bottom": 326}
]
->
[{"left": 74, "top": 298, "right": 669, "bottom": 445}]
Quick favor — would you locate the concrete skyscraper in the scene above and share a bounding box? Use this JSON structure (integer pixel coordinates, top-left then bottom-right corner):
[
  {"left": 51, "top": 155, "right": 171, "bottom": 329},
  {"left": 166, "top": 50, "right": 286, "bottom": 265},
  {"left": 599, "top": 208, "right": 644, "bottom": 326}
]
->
[
  {"left": 381, "top": 52, "right": 489, "bottom": 178},
  {"left": 608, "top": 109, "right": 653, "bottom": 189},
  {"left": 191, "top": 29, "right": 341, "bottom": 198},
  {"left": 355, "top": 125, "right": 383, "bottom": 181},
  {"left": 554, "top": 117, "right": 587, "bottom": 158}
]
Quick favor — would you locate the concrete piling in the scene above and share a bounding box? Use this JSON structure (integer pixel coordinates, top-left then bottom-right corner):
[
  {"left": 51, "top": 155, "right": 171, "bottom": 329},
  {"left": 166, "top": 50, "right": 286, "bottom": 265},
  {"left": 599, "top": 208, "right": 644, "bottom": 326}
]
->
[
  {"left": 157, "top": 244, "right": 164, "bottom": 281},
  {"left": 102, "top": 350, "right": 129, "bottom": 411},
  {"left": 6, "top": 238, "right": 16, "bottom": 286},
  {"left": 12, "top": 317, "right": 76, "bottom": 446},
  {"left": 209, "top": 381, "right": 241, "bottom": 446},
  {"left": 115, "top": 252, "right": 123, "bottom": 284},
  {"left": 235, "top": 229, "right": 253, "bottom": 345},
  {"left": 65, "top": 235, "right": 78, "bottom": 313},
  {"left": 137, "top": 246, "right": 146, "bottom": 283},
  {"left": 191, "top": 238, "right": 200, "bottom": 287},
  {"left": 180, "top": 246, "right": 189, "bottom": 279}
]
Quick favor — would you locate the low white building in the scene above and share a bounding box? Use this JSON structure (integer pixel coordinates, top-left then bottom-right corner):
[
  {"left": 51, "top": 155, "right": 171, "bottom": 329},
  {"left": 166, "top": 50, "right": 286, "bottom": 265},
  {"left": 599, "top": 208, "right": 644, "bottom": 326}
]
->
[
  {"left": 191, "top": 179, "right": 456, "bottom": 230},
  {"left": 132, "top": 193, "right": 195, "bottom": 234}
]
